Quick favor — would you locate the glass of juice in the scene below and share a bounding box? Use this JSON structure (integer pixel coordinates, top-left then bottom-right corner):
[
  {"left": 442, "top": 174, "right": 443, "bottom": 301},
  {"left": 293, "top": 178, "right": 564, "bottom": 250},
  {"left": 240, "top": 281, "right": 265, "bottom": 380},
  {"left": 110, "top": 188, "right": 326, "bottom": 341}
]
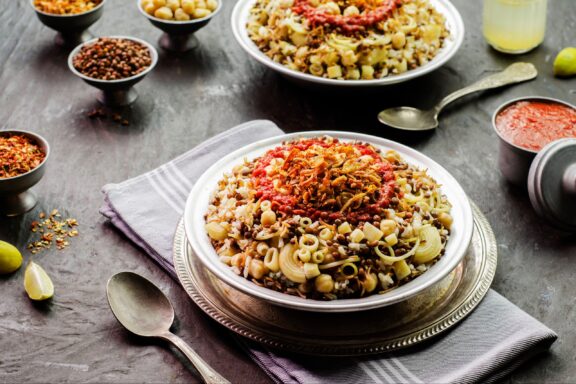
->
[{"left": 483, "top": 0, "right": 547, "bottom": 54}]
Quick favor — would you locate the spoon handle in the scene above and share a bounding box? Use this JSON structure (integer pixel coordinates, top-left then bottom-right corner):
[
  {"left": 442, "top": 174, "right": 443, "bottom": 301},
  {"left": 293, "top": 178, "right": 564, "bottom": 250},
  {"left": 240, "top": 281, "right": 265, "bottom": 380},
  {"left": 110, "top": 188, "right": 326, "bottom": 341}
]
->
[
  {"left": 161, "top": 332, "right": 231, "bottom": 384},
  {"left": 436, "top": 62, "right": 538, "bottom": 113}
]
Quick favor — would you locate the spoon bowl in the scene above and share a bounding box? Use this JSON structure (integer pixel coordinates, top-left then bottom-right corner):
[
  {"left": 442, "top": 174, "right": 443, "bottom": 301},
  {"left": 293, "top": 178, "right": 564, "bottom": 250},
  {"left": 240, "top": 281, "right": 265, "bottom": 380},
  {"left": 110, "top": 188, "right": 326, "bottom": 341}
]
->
[
  {"left": 378, "top": 62, "right": 538, "bottom": 131},
  {"left": 107, "top": 272, "right": 174, "bottom": 337},
  {"left": 106, "top": 272, "right": 230, "bottom": 383},
  {"left": 378, "top": 107, "right": 439, "bottom": 131}
]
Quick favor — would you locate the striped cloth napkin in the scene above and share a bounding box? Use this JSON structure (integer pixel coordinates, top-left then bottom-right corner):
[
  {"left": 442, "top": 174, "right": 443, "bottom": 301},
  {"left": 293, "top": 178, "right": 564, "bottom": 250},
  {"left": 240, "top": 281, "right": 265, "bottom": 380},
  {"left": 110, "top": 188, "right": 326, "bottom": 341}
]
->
[{"left": 100, "top": 120, "right": 557, "bottom": 384}]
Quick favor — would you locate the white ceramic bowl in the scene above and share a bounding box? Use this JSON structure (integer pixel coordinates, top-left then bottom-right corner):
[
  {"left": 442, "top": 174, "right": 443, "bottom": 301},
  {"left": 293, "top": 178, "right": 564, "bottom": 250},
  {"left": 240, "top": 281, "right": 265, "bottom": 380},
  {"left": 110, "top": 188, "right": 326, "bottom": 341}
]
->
[
  {"left": 183, "top": 132, "right": 473, "bottom": 312},
  {"left": 231, "top": 0, "right": 465, "bottom": 88}
]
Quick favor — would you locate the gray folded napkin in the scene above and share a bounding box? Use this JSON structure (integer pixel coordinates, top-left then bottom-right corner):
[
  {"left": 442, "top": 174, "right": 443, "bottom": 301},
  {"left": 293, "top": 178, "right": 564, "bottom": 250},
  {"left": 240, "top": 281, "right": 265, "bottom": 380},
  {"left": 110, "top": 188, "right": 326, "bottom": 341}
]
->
[{"left": 101, "top": 120, "right": 557, "bottom": 384}]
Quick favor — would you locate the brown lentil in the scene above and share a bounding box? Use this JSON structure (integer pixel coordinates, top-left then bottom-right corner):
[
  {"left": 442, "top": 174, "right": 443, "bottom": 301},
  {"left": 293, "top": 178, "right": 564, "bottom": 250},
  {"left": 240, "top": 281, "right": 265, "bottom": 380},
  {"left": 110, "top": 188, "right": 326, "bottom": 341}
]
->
[{"left": 73, "top": 38, "right": 152, "bottom": 81}]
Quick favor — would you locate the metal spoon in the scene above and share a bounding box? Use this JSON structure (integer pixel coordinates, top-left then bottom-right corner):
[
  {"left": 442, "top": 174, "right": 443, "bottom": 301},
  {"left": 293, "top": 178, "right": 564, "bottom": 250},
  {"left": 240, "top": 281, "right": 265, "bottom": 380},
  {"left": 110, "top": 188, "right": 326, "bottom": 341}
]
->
[
  {"left": 106, "top": 272, "right": 230, "bottom": 384},
  {"left": 377, "top": 62, "right": 538, "bottom": 131}
]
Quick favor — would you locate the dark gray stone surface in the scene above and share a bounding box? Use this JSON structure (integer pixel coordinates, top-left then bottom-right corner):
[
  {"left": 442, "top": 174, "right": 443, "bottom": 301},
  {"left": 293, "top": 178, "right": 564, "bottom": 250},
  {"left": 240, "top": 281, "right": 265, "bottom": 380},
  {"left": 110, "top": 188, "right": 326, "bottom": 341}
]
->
[{"left": 1, "top": 0, "right": 574, "bottom": 383}]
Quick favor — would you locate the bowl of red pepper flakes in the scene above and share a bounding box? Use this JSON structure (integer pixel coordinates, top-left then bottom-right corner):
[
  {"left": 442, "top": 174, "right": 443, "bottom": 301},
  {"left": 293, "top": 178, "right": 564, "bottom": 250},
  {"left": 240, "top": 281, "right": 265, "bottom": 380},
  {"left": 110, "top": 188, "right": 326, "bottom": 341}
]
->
[
  {"left": 0, "top": 130, "right": 50, "bottom": 216},
  {"left": 30, "top": 0, "right": 107, "bottom": 47}
]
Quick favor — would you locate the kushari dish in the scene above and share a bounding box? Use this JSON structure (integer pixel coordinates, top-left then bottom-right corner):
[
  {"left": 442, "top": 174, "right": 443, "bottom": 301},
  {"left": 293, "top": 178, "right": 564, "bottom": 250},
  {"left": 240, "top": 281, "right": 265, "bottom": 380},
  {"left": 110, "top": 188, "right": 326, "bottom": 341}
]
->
[
  {"left": 245, "top": 0, "right": 450, "bottom": 80},
  {"left": 204, "top": 137, "right": 453, "bottom": 300}
]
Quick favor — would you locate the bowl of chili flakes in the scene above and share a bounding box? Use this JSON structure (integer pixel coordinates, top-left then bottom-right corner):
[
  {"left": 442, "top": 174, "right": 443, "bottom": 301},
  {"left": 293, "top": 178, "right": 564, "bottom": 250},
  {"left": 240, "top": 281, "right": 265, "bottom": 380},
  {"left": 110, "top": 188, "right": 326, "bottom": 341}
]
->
[{"left": 0, "top": 130, "right": 50, "bottom": 216}]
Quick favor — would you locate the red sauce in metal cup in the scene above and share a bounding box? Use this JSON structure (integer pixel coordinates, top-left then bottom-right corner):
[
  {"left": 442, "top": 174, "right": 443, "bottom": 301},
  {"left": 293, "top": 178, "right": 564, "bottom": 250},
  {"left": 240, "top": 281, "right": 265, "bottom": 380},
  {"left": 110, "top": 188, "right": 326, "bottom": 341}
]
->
[{"left": 495, "top": 100, "right": 576, "bottom": 151}]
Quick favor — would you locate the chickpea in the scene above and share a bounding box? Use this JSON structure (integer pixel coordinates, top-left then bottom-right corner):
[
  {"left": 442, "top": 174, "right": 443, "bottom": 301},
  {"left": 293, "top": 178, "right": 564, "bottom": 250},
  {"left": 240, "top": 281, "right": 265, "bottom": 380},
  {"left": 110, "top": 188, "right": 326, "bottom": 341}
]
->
[
  {"left": 144, "top": 2, "right": 157, "bottom": 14},
  {"left": 438, "top": 212, "right": 453, "bottom": 229},
  {"left": 174, "top": 7, "right": 190, "bottom": 20},
  {"left": 315, "top": 274, "right": 334, "bottom": 293},
  {"left": 166, "top": 0, "right": 180, "bottom": 11},
  {"left": 205, "top": 222, "right": 228, "bottom": 241},
  {"left": 249, "top": 259, "right": 268, "bottom": 280},
  {"left": 206, "top": 0, "right": 218, "bottom": 11},
  {"left": 193, "top": 8, "right": 211, "bottom": 18},
  {"left": 153, "top": 0, "right": 166, "bottom": 7},
  {"left": 181, "top": 0, "right": 195, "bottom": 14},
  {"left": 261, "top": 210, "right": 276, "bottom": 227},
  {"left": 392, "top": 32, "right": 406, "bottom": 49},
  {"left": 343, "top": 5, "right": 359, "bottom": 16},
  {"left": 154, "top": 6, "right": 173, "bottom": 19}
]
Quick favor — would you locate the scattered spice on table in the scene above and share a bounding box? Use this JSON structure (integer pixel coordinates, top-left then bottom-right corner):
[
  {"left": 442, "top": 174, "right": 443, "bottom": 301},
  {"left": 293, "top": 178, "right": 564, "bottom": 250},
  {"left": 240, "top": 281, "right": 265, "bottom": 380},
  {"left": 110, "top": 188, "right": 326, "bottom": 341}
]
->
[
  {"left": 34, "top": 0, "right": 102, "bottom": 15},
  {"left": 72, "top": 38, "right": 152, "bottom": 81},
  {"left": 87, "top": 107, "right": 130, "bottom": 126},
  {"left": 0, "top": 134, "right": 46, "bottom": 179},
  {"left": 28, "top": 209, "right": 79, "bottom": 254}
]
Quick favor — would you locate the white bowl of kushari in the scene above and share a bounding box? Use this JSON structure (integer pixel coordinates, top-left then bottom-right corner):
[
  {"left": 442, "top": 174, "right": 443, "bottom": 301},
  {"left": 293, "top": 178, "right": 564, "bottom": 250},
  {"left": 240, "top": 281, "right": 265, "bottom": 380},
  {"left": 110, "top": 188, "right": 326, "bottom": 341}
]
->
[
  {"left": 231, "top": 0, "right": 464, "bottom": 87},
  {"left": 184, "top": 132, "right": 473, "bottom": 312}
]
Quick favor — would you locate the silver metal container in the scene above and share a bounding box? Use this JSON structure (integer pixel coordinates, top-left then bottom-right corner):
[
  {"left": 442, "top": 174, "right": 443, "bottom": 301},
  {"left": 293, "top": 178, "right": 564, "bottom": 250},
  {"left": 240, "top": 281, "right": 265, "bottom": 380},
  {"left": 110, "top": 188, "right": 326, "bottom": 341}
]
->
[
  {"left": 493, "top": 96, "right": 576, "bottom": 187},
  {"left": 528, "top": 139, "right": 576, "bottom": 232},
  {"left": 492, "top": 97, "right": 576, "bottom": 231}
]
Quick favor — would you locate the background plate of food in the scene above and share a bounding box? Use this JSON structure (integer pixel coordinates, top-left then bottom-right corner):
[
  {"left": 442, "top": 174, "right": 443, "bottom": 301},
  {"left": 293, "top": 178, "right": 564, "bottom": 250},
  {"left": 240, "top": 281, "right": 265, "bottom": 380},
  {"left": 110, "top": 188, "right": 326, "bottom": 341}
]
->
[
  {"left": 184, "top": 132, "right": 473, "bottom": 312},
  {"left": 231, "top": 0, "right": 464, "bottom": 87}
]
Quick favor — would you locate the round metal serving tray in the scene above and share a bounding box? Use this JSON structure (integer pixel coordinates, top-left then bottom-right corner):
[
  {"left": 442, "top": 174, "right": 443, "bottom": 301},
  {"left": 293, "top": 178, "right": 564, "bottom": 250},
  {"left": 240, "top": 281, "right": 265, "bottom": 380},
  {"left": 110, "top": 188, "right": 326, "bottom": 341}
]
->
[{"left": 173, "top": 202, "right": 496, "bottom": 356}]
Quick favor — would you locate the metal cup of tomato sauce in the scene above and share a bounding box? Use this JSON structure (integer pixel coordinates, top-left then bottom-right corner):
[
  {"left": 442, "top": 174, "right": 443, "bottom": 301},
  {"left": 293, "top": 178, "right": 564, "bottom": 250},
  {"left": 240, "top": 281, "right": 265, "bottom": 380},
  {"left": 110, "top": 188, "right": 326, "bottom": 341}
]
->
[
  {"left": 492, "top": 96, "right": 576, "bottom": 186},
  {"left": 492, "top": 96, "right": 576, "bottom": 231}
]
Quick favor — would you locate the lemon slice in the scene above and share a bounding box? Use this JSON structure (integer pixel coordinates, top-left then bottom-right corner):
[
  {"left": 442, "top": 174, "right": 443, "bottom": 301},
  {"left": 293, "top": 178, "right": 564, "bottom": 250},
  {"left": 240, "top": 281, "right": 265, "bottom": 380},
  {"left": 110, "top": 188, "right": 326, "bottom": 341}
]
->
[
  {"left": 553, "top": 47, "right": 576, "bottom": 77},
  {"left": 24, "top": 261, "right": 54, "bottom": 301},
  {"left": 0, "top": 240, "right": 23, "bottom": 274}
]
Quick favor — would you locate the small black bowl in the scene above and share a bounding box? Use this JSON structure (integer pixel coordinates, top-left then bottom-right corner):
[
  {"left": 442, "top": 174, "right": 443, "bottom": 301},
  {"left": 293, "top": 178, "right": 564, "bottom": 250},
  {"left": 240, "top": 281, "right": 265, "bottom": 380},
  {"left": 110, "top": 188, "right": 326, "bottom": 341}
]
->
[
  {"left": 68, "top": 36, "right": 159, "bottom": 107},
  {"left": 0, "top": 130, "right": 50, "bottom": 216},
  {"left": 137, "top": 0, "right": 222, "bottom": 52},
  {"left": 31, "top": 0, "right": 106, "bottom": 47}
]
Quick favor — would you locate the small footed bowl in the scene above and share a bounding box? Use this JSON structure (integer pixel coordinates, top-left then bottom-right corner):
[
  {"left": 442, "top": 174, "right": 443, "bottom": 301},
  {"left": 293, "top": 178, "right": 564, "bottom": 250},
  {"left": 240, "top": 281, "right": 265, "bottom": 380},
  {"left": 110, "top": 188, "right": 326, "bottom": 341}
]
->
[
  {"left": 30, "top": 0, "right": 106, "bottom": 47},
  {"left": 0, "top": 130, "right": 50, "bottom": 216},
  {"left": 68, "top": 36, "right": 159, "bottom": 107},
  {"left": 137, "top": 0, "right": 222, "bottom": 52}
]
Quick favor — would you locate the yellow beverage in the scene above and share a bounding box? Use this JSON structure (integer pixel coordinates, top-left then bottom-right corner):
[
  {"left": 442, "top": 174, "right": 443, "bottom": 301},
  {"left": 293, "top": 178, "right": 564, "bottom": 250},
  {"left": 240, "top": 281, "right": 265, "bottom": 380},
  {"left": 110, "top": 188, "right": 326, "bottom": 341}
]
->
[{"left": 483, "top": 0, "right": 547, "bottom": 54}]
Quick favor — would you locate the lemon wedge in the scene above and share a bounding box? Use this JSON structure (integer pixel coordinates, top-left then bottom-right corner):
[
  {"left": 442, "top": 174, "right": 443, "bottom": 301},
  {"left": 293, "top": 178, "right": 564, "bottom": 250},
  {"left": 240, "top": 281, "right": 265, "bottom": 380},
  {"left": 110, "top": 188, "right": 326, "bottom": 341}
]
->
[
  {"left": 0, "top": 240, "right": 23, "bottom": 274},
  {"left": 24, "top": 261, "right": 54, "bottom": 301},
  {"left": 553, "top": 47, "right": 576, "bottom": 77}
]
